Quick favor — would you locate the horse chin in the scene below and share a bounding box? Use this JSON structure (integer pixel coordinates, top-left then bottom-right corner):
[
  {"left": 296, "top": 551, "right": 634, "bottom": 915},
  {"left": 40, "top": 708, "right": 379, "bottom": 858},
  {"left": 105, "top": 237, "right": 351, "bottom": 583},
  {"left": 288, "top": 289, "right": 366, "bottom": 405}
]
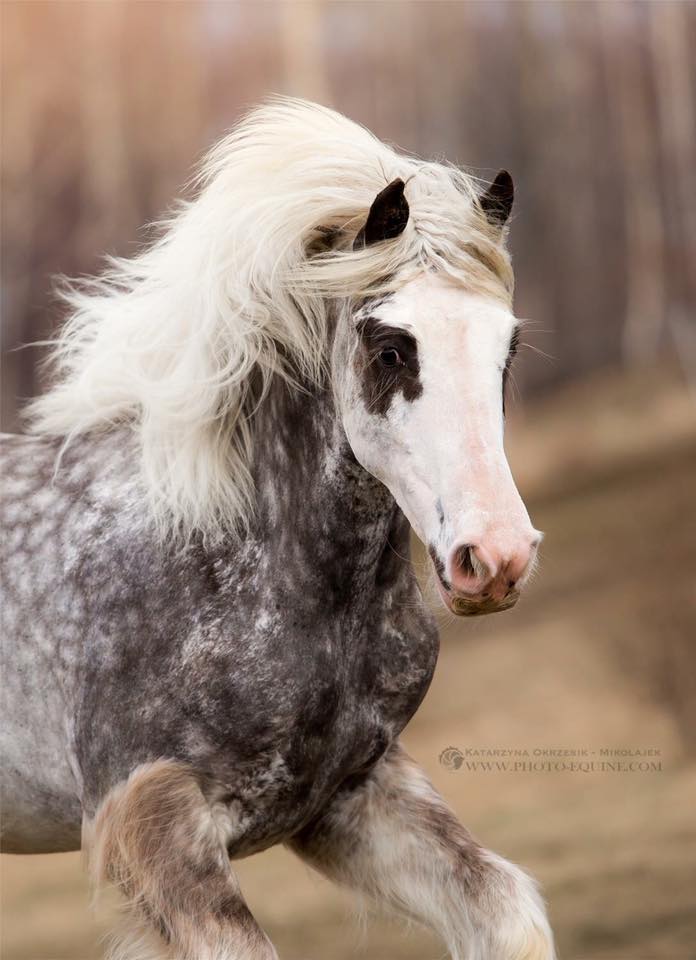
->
[
  {"left": 435, "top": 579, "right": 520, "bottom": 618},
  {"left": 450, "top": 593, "right": 520, "bottom": 617}
]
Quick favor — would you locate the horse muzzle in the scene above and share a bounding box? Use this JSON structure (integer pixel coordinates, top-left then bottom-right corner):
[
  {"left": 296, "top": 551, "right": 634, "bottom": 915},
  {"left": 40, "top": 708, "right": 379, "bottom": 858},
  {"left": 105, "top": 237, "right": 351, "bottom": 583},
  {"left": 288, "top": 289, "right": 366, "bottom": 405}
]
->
[{"left": 429, "top": 535, "right": 538, "bottom": 617}]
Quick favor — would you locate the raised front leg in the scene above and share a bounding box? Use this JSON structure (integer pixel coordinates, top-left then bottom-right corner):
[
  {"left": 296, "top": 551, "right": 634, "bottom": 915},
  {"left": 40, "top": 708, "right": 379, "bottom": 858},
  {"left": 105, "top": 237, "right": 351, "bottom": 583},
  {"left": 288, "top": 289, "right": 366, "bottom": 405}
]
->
[
  {"left": 289, "top": 743, "right": 555, "bottom": 960},
  {"left": 84, "top": 761, "right": 276, "bottom": 960}
]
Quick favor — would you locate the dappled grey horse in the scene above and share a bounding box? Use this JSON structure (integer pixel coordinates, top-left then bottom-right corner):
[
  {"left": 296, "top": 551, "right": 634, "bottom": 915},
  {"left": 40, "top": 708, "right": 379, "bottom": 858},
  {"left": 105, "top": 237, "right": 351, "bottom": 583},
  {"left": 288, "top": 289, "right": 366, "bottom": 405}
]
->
[{"left": 1, "top": 99, "right": 554, "bottom": 959}]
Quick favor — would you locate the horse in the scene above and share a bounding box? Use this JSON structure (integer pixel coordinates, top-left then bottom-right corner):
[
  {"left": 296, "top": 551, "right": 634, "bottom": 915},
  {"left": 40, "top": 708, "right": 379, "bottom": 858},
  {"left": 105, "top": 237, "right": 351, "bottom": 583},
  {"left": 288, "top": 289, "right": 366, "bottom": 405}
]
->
[{"left": 1, "top": 98, "right": 554, "bottom": 960}]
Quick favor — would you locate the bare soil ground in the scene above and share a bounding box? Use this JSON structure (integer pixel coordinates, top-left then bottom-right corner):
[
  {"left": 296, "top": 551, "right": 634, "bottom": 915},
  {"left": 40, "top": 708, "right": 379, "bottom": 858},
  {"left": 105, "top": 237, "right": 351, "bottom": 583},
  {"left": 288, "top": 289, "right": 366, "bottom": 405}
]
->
[{"left": 2, "top": 365, "right": 695, "bottom": 960}]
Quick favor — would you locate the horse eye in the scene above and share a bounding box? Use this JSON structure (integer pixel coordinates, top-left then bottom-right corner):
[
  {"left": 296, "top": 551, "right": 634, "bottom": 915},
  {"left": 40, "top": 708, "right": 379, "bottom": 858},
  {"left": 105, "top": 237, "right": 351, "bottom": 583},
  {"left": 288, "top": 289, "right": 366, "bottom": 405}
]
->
[{"left": 379, "top": 348, "right": 402, "bottom": 368}]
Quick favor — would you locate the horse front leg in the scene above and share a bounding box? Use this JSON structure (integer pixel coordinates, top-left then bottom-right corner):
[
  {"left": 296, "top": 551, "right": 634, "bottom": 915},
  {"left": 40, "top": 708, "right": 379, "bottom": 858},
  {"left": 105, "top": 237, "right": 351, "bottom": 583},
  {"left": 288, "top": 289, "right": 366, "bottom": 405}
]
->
[
  {"left": 289, "top": 742, "right": 555, "bottom": 960},
  {"left": 83, "top": 760, "right": 276, "bottom": 960}
]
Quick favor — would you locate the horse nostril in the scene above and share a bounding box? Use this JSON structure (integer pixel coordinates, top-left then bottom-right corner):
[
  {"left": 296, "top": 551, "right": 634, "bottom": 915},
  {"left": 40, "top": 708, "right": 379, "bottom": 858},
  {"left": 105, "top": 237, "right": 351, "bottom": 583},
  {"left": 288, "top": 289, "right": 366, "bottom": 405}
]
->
[{"left": 454, "top": 544, "right": 476, "bottom": 577}]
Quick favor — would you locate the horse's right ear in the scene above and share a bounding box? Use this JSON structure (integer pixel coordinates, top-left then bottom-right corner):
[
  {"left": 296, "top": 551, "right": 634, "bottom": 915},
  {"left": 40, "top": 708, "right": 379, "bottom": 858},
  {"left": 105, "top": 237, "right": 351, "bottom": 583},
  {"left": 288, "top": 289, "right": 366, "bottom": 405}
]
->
[
  {"left": 354, "top": 178, "right": 410, "bottom": 250},
  {"left": 479, "top": 170, "right": 514, "bottom": 227}
]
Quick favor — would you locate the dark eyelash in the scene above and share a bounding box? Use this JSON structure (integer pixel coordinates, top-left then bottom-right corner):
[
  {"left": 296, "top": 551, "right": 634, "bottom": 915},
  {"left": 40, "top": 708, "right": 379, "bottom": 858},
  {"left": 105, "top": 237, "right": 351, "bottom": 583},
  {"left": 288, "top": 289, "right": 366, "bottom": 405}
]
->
[
  {"left": 507, "top": 327, "right": 520, "bottom": 362},
  {"left": 502, "top": 328, "right": 520, "bottom": 415}
]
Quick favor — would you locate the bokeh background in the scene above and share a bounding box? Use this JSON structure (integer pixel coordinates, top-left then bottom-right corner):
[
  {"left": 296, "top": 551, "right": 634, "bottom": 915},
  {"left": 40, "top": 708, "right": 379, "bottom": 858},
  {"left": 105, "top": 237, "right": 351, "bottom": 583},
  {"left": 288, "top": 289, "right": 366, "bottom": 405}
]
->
[{"left": 2, "top": 2, "right": 695, "bottom": 958}]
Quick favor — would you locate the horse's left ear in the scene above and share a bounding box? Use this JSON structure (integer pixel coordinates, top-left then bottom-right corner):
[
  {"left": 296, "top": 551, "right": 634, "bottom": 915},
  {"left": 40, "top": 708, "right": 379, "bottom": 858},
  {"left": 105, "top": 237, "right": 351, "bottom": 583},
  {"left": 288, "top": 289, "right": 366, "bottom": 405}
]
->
[
  {"left": 479, "top": 170, "right": 514, "bottom": 227},
  {"left": 354, "top": 178, "right": 409, "bottom": 249}
]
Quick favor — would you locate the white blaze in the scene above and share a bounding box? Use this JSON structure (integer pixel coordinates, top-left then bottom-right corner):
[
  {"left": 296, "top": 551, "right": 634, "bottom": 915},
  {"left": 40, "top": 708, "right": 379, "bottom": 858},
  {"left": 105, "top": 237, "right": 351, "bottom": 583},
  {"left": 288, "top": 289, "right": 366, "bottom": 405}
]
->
[{"left": 341, "top": 273, "right": 538, "bottom": 594}]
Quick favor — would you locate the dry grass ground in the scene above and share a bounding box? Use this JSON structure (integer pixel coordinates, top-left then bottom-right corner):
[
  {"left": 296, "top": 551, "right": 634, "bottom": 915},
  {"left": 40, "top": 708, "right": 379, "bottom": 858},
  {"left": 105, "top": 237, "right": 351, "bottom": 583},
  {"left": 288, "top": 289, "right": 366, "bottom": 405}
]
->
[{"left": 2, "top": 365, "right": 695, "bottom": 960}]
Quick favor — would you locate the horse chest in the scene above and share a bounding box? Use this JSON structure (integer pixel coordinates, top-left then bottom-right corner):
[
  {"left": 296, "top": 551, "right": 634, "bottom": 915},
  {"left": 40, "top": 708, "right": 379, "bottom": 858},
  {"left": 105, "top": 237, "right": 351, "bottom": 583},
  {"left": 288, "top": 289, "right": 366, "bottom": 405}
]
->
[
  {"left": 266, "top": 612, "right": 439, "bottom": 782},
  {"left": 73, "top": 520, "right": 439, "bottom": 847},
  {"left": 209, "top": 613, "right": 439, "bottom": 853}
]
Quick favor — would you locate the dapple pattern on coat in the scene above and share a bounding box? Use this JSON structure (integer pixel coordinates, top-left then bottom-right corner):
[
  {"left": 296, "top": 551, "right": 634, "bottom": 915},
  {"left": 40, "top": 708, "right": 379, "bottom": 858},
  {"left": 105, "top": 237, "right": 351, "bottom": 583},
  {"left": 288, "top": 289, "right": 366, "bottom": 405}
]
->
[
  {"left": 1, "top": 379, "right": 437, "bottom": 850},
  {"left": 1, "top": 98, "right": 554, "bottom": 960}
]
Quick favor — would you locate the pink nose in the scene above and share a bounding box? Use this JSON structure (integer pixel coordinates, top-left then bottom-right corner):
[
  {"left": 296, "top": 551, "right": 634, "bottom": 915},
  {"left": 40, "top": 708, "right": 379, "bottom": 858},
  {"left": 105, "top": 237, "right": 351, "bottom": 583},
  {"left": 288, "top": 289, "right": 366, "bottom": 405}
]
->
[{"left": 448, "top": 537, "right": 538, "bottom": 602}]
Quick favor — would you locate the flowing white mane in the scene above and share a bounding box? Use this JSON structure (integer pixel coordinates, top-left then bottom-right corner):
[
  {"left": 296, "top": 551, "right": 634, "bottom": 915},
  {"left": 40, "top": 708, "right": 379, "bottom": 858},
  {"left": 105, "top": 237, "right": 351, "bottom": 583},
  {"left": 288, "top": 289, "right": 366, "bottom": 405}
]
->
[{"left": 29, "top": 97, "right": 513, "bottom": 543}]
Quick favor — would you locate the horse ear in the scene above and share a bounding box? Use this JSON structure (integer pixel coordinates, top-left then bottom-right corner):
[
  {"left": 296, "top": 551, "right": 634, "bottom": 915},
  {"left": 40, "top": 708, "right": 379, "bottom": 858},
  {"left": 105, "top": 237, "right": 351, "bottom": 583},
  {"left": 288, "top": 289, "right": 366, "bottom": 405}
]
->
[
  {"left": 354, "top": 178, "right": 409, "bottom": 250},
  {"left": 479, "top": 170, "right": 514, "bottom": 227}
]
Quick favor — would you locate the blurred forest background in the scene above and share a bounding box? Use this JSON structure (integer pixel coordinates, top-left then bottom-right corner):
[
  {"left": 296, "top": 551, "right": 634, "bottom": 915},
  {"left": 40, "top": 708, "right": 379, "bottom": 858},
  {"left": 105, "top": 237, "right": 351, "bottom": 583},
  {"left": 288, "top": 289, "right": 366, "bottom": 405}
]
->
[{"left": 1, "top": 2, "right": 695, "bottom": 959}]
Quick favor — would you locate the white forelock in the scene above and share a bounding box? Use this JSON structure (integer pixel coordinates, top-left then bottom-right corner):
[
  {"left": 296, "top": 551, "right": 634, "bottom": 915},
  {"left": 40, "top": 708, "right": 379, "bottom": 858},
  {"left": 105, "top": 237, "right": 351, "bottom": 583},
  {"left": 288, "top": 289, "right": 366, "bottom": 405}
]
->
[{"left": 28, "top": 97, "right": 512, "bottom": 543}]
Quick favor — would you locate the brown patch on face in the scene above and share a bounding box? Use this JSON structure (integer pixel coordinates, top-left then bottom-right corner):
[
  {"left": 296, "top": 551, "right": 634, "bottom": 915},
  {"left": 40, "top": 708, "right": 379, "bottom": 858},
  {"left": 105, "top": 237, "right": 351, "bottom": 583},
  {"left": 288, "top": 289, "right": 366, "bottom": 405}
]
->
[{"left": 356, "top": 316, "right": 422, "bottom": 417}]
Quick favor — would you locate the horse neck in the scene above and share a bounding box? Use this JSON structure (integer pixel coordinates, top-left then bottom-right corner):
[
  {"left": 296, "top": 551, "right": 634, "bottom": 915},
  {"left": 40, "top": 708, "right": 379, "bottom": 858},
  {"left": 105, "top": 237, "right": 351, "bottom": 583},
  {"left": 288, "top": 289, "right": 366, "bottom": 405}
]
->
[{"left": 250, "top": 375, "right": 412, "bottom": 604}]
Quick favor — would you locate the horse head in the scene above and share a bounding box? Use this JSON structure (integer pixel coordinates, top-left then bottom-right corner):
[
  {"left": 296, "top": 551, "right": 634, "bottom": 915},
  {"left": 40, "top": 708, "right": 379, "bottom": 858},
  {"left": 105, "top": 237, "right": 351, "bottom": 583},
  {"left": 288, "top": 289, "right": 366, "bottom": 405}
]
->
[{"left": 334, "top": 173, "right": 540, "bottom": 616}]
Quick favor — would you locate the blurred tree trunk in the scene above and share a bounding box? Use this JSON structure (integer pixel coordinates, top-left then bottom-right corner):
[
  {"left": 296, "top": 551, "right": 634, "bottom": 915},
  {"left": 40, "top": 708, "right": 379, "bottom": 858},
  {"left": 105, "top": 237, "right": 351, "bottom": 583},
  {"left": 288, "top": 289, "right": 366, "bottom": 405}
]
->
[
  {"left": 599, "top": 3, "right": 666, "bottom": 367},
  {"left": 374, "top": 1, "right": 421, "bottom": 149},
  {"left": 1, "top": 3, "right": 36, "bottom": 430},
  {"left": 81, "top": 2, "right": 137, "bottom": 257},
  {"left": 280, "top": 0, "right": 330, "bottom": 105},
  {"left": 649, "top": 2, "right": 696, "bottom": 387}
]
